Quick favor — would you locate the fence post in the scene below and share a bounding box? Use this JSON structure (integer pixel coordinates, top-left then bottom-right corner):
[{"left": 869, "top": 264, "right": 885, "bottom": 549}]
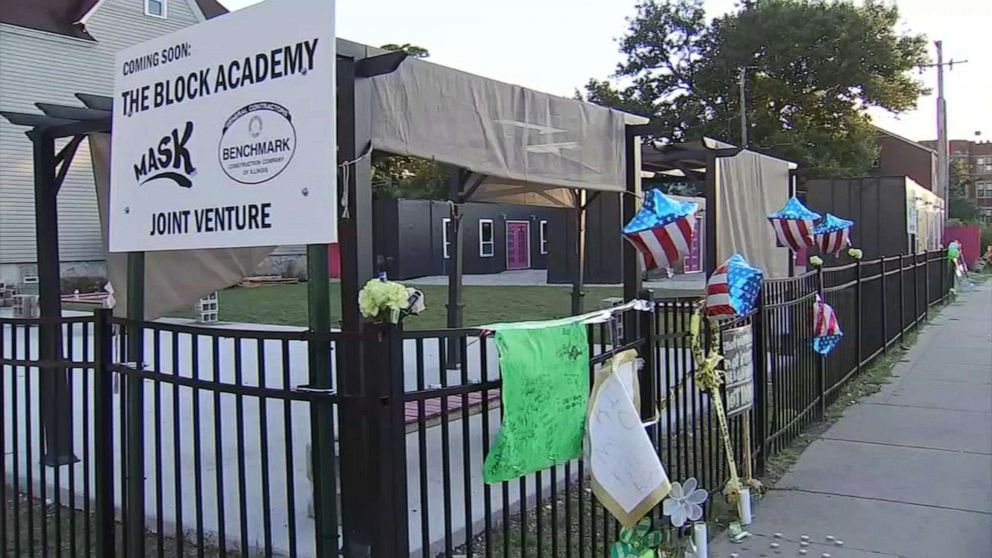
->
[
  {"left": 366, "top": 322, "right": 410, "bottom": 557},
  {"left": 898, "top": 254, "right": 906, "bottom": 345},
  {"left": 752, "top": 285, "right": 769, "bottom": 476},
  {"left": 924, "top": 251, "right": 931, "bottom": 318},
  {"left": 92, "top": 309, "right": 115, "bottom": 558},
  {"left": 880, "top": 257, "right": 888, "bottom": 354},
  {"left": 816, "top": 267, "right": 826, "bottom": 418},
  {"left": 637, "top": 289, "right": 656, "bottom": 423},
  {"left": 912, "top": 253, "right": 920, "bottom": 329},
  {"left": 855, "top": 259, "right": 863, "bottom": 373}
]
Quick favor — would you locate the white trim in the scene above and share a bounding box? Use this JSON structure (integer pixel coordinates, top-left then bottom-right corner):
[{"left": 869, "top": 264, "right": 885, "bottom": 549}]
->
[
  {"left": 478, "top": 219, "right": 495, "bottom": 258},
  {"left": 75, "top": 0, "right": 108, "bottom": 24},
  {"left": 505, "top": 220, "right": 531, "bottom": 270},
  {"left": 145, "top": 0, "right": 168, "bottom": 19},
  {"left": 185, "top": 0, "right": 207, "bottom": 21},
  {"left": 441, "top": 218, "right": 451, "bottom": 259},
  {"left": 539, "top": 220, "right": 549, "bottom": 255}
]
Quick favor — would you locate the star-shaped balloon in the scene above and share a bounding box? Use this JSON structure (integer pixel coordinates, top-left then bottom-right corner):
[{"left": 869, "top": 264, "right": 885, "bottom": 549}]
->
[
  {"left": 813, "top": 214, "right": 854, "bottom": 256},
  {"left": 768, "top": 197, "right": 820, "bottom": 252},
  {"left": 623, "top": 190, "right": 699, "bottom": 271},
  {"left": 705, "top": 254, "right": 763, "bottom": 320},
  {"left": 812, "top": 294, "right": 843, "bottom": 355}
]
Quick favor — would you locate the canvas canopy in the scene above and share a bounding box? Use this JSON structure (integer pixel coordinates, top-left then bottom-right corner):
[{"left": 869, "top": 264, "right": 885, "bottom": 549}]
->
[
  {"left": 369, "top": 54, "right": 647, "bottom": 208},
  {"left": 642, "top": 138, "right": 796, "bottom": 278}
]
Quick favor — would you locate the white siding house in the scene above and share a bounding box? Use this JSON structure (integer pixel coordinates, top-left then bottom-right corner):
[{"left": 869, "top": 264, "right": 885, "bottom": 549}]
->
[{"left": 0, "top": 0, "right": 235, "bottom": 285}]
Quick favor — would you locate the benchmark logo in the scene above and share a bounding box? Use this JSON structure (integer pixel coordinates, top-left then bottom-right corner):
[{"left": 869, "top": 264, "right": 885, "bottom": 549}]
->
[{"left": 133, "top": 121, "right": 196, "bottom": 188}]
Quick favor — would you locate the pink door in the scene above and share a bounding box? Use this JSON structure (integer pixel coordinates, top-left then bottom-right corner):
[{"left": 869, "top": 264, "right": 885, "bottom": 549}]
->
[{"left": 506, "top": 221, "right": 531, "bottom": 270}]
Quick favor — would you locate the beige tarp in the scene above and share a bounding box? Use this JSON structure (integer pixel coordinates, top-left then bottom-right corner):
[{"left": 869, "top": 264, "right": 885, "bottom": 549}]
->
[
  {"left": 370, "top": 56, "right": 646, "bottom": 208},
  {"left": 716, "top": 149, "right": 791, "bottom": 278},
  {"left": 89, "top": 133, "right": 274, "bottom": 320}
]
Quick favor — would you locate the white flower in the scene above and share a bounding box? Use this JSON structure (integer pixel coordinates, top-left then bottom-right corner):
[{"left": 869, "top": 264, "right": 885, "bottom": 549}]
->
[{"left": 662, "top": 477, "right": 708, "bottom": 527}]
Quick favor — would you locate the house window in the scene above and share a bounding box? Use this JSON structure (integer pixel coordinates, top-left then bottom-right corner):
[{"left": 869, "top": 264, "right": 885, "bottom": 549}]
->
[
  {"left": 539, "top": 220, "right": 549, "bottom": 254},
  {"left": 146, "top": 0, "right": 167, "bottom": 18},
  {"left": 479, "top": 219, "right": 494, "bottom": 257},
  {"left": 441, "top": 218, "right": 451, "bottom": 259},
  {"left": 977, "top": 183, "right": 992, "bottom": 199}
]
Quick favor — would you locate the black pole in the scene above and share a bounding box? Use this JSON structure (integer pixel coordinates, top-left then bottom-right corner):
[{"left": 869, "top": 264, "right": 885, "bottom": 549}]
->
[
  {"left": 334, "top": 53, "right": 387, "bottom": 558},
  {"left": 880, "top": 257, "right": 888, "bottom": 354},
  {"left": 898, "top": 253, "right": 906, "bottom": 344},
  {"left": 571, "top": 190, "right": 587, "bottom": 316},
  {"left": 815, "top": 266, "right": 825, "bottom": 417},
  {"left": 125, "top": 250, "right": 145, "bottom": 558},
  {"left": 752, "top": 285, "right": 769, "bottom": 475},
  {"left": 704, "top": 153, "right": 718, "bottom": 276},
  {"left": 92, "top": 308, "right": 115, "bottom": 558},
  {"left": 446, "top": 168, "right": 464, "bottom": 368},
  {"left": 855, "top": 259, "right": 863, "bottom": 371},
  {"left": 622, "top": 129, "right": 642, "bottom": 302},
  {"left": 32, "top": 132, "right": 76, "bottom": 466}
]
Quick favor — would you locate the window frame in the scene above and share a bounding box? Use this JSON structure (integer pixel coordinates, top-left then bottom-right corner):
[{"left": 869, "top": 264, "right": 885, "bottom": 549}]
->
[
  {"left": 977, "top": 183, "right": 992, "bottom": 199},
  {"left": 539, "top": 220, "right": 549, "bottom": 255},
  {"left": 478, "top": 219, "right": 495, "bottom": 258},
  {"left": 441, "top": 218, "right": 451, "bottom": 259},
  {"left": 145, "top": 0, "right": 168, "bottom": 18}
]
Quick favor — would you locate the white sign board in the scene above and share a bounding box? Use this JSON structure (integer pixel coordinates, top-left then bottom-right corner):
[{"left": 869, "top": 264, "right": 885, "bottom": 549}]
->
[
  {"left": 589, "top": 351, "right": 670, "bottom": 527},
  {"left": 723, "top": 325, "right": 754, "bottom": 417},
  {"left": 110, "top": 0, "right": 335, "bottom": 252}
]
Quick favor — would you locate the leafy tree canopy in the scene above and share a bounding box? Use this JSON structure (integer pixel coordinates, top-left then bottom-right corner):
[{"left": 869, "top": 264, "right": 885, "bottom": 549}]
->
[
  {"left": 583, "top": 0, "right": 929, "bottom": 179},
  {"left": 372, "top": 43, "right": 448, "bottom": 199},
  {"left": 948, "top": 158, "right": 979, "bottom": 222}
]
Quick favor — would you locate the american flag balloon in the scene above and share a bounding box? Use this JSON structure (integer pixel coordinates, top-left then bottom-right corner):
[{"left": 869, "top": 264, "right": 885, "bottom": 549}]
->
[
  {"left": 812, "top": 213, "right": 854, "bottom": 256},
  {"left": 768, "top": 197, "right": 820, "bottom": 252},
  {"left": 705, "top": 254, "right": 763, "bottom": 320},
  {"left": 812, "top": 294, "right": 843, "bottom": 355},
  {"left": 623, "top": 190, "right": 699, "bottom": 271}
]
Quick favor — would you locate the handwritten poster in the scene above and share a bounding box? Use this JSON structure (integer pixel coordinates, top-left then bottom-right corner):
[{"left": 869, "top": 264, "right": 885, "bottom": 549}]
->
[
  {"left": 722, "top": 325, "right": 754, "bottom": 417},
  {"left": 483, "top": 323, "right": 589, "bottom": 484},
  {"left": 589, "top": 350, "right": 670, "bottom": 527}
]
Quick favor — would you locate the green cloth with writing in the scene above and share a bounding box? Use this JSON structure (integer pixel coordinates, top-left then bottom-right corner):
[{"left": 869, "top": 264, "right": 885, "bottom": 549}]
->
[{"left": 483, "top": 323, "right": 589, "bottom": 484}]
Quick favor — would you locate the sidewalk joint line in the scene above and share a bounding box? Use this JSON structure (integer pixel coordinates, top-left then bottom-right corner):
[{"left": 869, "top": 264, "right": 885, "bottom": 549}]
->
[
  {"left": 768, "top": 488, "right": 992, "bottom": 516},
  {"left": 818, "top": 435, "right": 992, "bottom": 456}
]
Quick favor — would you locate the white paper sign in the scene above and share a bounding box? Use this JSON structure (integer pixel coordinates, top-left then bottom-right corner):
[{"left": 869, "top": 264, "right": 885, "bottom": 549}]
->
[
  {"left": 723, "top": 325, "right": 754, "bottom": 417},
  {"left": 589, "top": 352, "right": 670, "bottom": 526},
  {"left": 110, "top": 0, "right": 335, "bottom": 252}
]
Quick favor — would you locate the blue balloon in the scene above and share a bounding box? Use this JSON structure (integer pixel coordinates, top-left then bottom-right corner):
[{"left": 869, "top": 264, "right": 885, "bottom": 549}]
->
[
  {"left": 768, "top": 196, "right": 820, "bottom": 221},
  {"left": 813, "top": 334, "right": 843, "bottom": 355},
  {"left": 623, "top": 189, "right": 698, "bottom": 234},
  {"left": 706, "top": 254, "right": 763, "bottom": 319},
  {"left": 812, "top": 213, "right": 853, "bottom": 235}
]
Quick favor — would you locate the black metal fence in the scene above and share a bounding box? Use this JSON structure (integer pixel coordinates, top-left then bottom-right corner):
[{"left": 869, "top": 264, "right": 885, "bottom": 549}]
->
[{"left": 1, "top": 251, "right": 951, "bottom": 557}]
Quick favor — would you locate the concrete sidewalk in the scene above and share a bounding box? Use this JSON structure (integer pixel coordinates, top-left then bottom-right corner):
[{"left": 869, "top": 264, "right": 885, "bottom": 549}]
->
[{"left": 712, "top": 281, "right": 992, "bottom": 558}]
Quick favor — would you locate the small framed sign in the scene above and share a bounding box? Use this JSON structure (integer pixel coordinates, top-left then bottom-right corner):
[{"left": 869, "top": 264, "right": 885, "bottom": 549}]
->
[{"left": 722, "top": 325, "right": 754, "bottom": 417}]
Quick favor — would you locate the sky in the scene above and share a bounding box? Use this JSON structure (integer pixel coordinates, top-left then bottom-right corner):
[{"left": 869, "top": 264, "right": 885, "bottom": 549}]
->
[{"left": 220, "top": 0, "right": 991, "bottom": 143}]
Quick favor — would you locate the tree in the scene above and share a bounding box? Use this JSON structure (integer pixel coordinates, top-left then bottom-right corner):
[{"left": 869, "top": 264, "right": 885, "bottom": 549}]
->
[
  {"left": 583, "top": 0, "right": 929, "bottom": 178},
  {"left": 372, "top": 44, "right": 449, "bottom": 199},
  {"left": 948, "top": 159, "right": 979, "bottom": 222}
]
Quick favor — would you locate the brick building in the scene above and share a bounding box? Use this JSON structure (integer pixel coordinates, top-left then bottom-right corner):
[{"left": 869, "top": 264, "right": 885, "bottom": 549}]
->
[{"left": 923, "top": 139, "right": 992, "bottom": 223}]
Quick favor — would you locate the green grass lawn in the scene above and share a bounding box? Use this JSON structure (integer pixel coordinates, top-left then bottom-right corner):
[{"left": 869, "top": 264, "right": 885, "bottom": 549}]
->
[{"left": 196, "top": 283, "right": 626, "bottom": 330}]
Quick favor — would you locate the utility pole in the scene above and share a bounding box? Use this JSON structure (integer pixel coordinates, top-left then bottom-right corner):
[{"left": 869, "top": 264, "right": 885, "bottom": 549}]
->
[
  {"left": 739, "top": 67, "right": 748, "bottom": 148},
  {"left": 936, "top": 41, "right": 949, "bottom": 220},
  {"left": 922, "top": 41, "right": 968, "bottom": 220}
]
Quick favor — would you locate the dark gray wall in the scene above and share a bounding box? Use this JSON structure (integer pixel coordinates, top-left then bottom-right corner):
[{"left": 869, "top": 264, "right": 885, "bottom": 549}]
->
[
  {"left": 548, "top": 193, "right": 624, "bottom": 284},
  {"left": 374, "top": 198, "right": 563, "bottom": 280},
  {"left": 803, "top": 176, "right": 910, "bottom": 262}
]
